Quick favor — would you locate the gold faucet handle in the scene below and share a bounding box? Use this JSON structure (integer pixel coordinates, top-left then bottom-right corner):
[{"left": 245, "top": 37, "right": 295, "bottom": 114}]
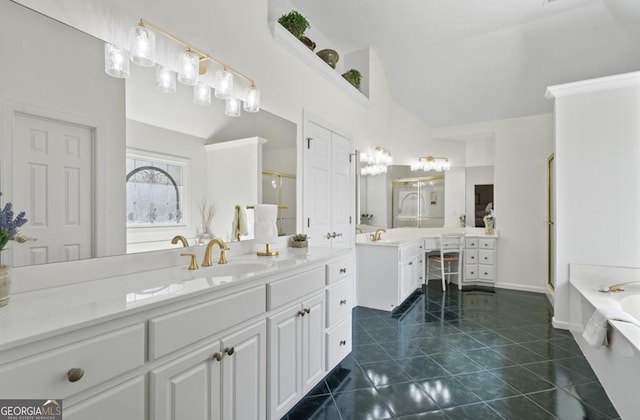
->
[
  {"left": 218, "top": 249, "right": 229, "bottom": 265},
  {"left": 180, "top": 253, "right": 199, "bottom": 270}
]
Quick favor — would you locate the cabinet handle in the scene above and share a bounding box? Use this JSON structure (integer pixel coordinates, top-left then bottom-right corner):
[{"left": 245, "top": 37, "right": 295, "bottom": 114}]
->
[
  {"left": 225, "top": 347, "right": 235, "bottom": 356},
  {"left": 339, "top": 299, "right": 347, "bottom": 305},
  {"left": 325, "top": 232, "right": 332, "bottom": 240},
  {"left": 298, "top": 310, "right": 306, "bottom": 317},
  {"left": 409, "top": 261, "right": 413, "bottom": 265},
  {"left": 335, "top": 232, "right": 343, "bottom": 238},
  {"left": 340, "top": 267, "right": 347, "bottom": 274},
  {"left": 67, "top": 368, "right": 84, "bottom": 383},
  {"left": 304, "top": 308, "right": 311, "bottom": 314},
  {"left": 484, "top": 272, "right": 488, "bottom": 276},
  {"left": 339, "top": 340, "right": 347, "bottom": 346},
  {"left": 470, "top": 271, "right": 475, "bottom": 275},
  {"left": 484, "top": 257, "right": 488, "bottom": 260},
  {"left": 419, "top": 245, "right": 423, "bottom": 249},
  {"left": 212, "top": 352, "right": 224, "bottom": 361},
  {"left": 470, "top": 256, "right": 475, "bottom": 260}
]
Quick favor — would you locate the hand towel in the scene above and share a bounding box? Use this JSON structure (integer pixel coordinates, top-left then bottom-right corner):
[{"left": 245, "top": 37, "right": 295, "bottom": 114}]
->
[
  {"left": 583, "top": 307, "right": 640, "bottom": 348},
  {"left": 254, "top": 204, "right": 278, "bottom": 241},
  {"left": 231, "top": 205, "right": 249, "bottom": 240}
]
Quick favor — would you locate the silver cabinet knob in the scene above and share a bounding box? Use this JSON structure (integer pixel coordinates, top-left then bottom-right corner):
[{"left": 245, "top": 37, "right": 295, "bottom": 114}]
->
[
  {"left": 213, "top": 352, "right": 224, "bottom": 361},
  {"left": 67, "top": 368, "right": 84, "bottom": 383}
]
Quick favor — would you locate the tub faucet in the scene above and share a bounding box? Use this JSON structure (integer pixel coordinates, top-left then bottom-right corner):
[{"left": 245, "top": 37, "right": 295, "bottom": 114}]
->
[
  {"left": 202, "top": 238, "right": 230, "bottom": 266},
  {"left": 171, "top": 235, "right": 190, "bottom": 248},
  {"left": 599, "top": 281, "right": 640, "bottom": 293},
  {"left": 371, "top": 228, "right": 386, "bottom": 242}
]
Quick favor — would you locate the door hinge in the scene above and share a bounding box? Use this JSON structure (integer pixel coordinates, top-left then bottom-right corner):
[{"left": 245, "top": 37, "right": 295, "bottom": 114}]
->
[
  {"left": 307, "top": 217, "right": 310, "bottom": 228},
  {"left": 306, "top": 137, "right": 313, "bottom": 149},
  {"left": 349, "top": 216, "right": 352, "bottom": 224}
]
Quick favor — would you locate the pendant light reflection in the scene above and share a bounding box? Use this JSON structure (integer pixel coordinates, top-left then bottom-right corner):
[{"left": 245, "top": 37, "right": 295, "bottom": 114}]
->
[
  {"left": 225, "top": 98, "right": 241, "bottom": 117},
  {"left": 129, "top": 23, "right": 155, "bottom": 67},
  {"left": 194, "top": 82, "right": 212, "bottom": 106},
  {"left": 155, "top": 65, "right": 176, "bottom": 93},
  {"left": 244, "top": 85, "right": 260, "bottom": 113},
  {"left": 178, "top": 50, "right": 199, "bottom": 86},
  {"left": 215, "top": 70, "right": 234, "bottom": 99},
  {"left": 104, "top": 43, "right": 130, "bottom": 78}
]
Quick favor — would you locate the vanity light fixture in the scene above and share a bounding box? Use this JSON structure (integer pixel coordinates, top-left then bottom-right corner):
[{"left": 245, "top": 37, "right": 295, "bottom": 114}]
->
[
  {"left": 104, "top": 18, "right": 260, "bottom": 113},
  {"left": 411, "top": 155, "right": 451, "bottom": 172},
  {"left": 360, "top": 146, "right": 392, "bottom": 176}
]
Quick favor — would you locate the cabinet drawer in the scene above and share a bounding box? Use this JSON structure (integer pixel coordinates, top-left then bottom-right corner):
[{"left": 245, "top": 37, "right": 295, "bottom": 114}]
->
[
  {"left": 268, "top": 266, "right": 325, "bottom": 309},
  {"left": 150, "top": 286, "right": 265, "bottom": 359},
  {"left": 464, "top": 250, "right": 478, "bottom": 264},
  {"left": 326, "top": 317, "right": 351, "bottom": 370},
  {"left": 479, "top": 250, "right": 495, "bottom": 265},
  {"left": 423, "top": 238, "right": 438, "bottom": 251},
  {"left": 479, "top": 238, "right": 495, "bottom": 249},
  {"left": 464, "top": 237, "right": 479, "bottom": 249},
  {"left": 0, "top": 324, "right": 145, "bottom": 399},
  {"left": 479, "top": 265, "right": 495, "bottom": 281},
  {"left": 65, "top": 376, "right": 145, "bottom": 420},
  {"left": 326, "top": 279, "right": 353, "bottom": 327},
  {"left": 464, "top": 264, "right": 479, "bottom": 280},
  {"left": 326, "top": 256, "right": 354, "bottom": 285}
]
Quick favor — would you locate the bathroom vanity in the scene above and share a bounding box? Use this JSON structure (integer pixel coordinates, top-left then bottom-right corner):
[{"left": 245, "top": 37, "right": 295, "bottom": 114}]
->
[
  {"left": 356, "top": 227, "right": 497, "bottom": 311},
  {"left": 0, "top": 248, "right": 354, "bottom": 420}
]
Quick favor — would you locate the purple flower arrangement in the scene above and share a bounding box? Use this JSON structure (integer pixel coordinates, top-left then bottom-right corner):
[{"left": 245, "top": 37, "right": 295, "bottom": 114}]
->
[{"left": 0, "top": 192, "right": 28, "bottom": 252}]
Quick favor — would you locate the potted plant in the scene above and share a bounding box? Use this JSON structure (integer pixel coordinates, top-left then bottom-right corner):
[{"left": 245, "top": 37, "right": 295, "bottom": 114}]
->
[
  {"left": 291, "top": 233, "right": 309, "bottom": 248},
  {"left": 0, "top": 192, "right": 28, "bottom": 307},
  {"left": 342, "top": 69, "right": 362, "bottom": 90},
  {"left": 278, "top": 11, "right": 315, "bottom": 51}
]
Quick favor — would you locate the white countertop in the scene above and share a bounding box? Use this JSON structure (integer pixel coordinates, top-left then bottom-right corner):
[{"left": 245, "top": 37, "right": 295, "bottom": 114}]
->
[
  {"left": 0, "top": 247, "right": 351, "bottom": 352},
  {"left": 356, "top": 227, "right": 498, "bottom": 248},
  {"left": 569, "top": 264, "right": 640, "bottom": 351}
]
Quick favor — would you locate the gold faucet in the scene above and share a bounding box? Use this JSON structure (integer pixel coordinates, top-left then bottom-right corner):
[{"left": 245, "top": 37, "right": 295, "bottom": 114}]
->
[
  {"left": 171, "top": 235, "right": 190, "bottom": 247},
  {"left": 371, "top": 228, "right": 386, "bottom": 242},
  {"left": 180, "top": 253, "right": 199, "bottom": 270},
  {"left": 355, "top": 227, "right": 363, "bottom": 234},
  {"left": 202, "top": 238, "right": 230, "bottom": 266}
]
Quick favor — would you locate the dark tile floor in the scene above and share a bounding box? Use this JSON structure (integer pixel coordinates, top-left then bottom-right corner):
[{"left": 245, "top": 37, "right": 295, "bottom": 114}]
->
[{"left": 282, "top": 282, "right": 620, "bottom": 420}]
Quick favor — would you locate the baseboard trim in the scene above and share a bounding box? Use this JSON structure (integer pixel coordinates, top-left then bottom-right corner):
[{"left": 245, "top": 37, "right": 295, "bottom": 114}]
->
[
  {"left": 494, "top": 282, "right": 547, "bottom": 294},
  {"left": 552, "top": 317, "right": 572, "bottom": 330}
]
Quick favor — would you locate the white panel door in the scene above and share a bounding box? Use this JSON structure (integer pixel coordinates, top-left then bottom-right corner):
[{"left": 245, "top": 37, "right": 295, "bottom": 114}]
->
[
  {"left": 150, "top": 342, "right": 221, "bottom": 420},
  {"left": 301, "top": 293, "right": 325, "bottom": 394},
  {"left": 11, "top": 113, "right": 92, "bottom": 266},
  {"left": 330, "top": 133, "right": 352, "bottom": 249},
  {"left": 268, "top": 304, "right": 302, "bottom": 419},
  {"left": 304, "top": 121, "right": 332, "bottom": 247},
  {"left": 220, "top": 321, "right": 266, "bottom": 420}
]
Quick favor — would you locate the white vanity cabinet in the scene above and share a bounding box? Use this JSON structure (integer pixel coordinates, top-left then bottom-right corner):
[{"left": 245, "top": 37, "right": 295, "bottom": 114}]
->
[
  {"left": 150, "top": 320, "right": 266, "bottom": 420},
  {"left": 463, "top": 237, "right": 496, "bottom": 286},
  {"left": 325, "top": 255, "right": 354, "bottom": 371},
  {"left": 267, "top": 267, "right": 326, "bottom": 420},
  {"left": 357, "top": 240, "right": 423, "bottom": 311}
]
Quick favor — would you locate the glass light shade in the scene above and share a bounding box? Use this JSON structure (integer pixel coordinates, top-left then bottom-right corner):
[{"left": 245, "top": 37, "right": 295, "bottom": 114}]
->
[
  {"left": 178, "top": 50, "right": 199, "bottom": 86},
  {"left": 215, "top": 70, "right": 234, "bottom": 99},
  {"left": 155, "top": 65, "right": 176, "bottom": 93},
  {"left": 243, "top": 85, "right": 260, "bottom": 113},
  {"left": 194, "top": 82, "right": 212, "bottom": 106},
  {"left": 104, "top": 43, "right": 130, "bottom": 78},
  {"left": 129, "top": 24, "right": 155, "bottom": 67},
  {"left": 225, "top": 98, "right": 241, "bottom": 117}
]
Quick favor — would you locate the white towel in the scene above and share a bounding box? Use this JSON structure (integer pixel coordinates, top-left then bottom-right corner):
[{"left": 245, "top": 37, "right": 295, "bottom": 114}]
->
[
  {"left": 231, "top": 205, "right": 249, "bottom": 240},
  {"left": 254, "top": 204, "right": 278, "bottom": 242},
  {"left": 583, "top": 307, "right": 640, "bottom": 348}
]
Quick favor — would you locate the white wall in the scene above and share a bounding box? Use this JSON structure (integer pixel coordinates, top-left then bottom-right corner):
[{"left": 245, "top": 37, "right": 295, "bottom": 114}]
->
[
  {"left": 444, "top": 168, "right": 466, "bottom": 227},
  {"left": 549, "top": 73, "right": 640, "bottom": 328},
  {"left": 433, "top": 113, "right": 554, "bottom": 293},
  {"left": 125, "top": 119, "right": 207, "bottom": 252},
  {"left": 0, "top": 0, "right": 126, "bottom": 258}
]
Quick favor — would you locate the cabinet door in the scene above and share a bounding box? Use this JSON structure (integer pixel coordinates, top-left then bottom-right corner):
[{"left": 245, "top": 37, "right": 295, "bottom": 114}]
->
[
  {"left": 268, "top": 304, "right": 302, "bottom": 419},
  {"left": 330, "top": 132, "right": 352, "bottom": 249},
  {"left": 399, "top": 260, "right": 413, "bottom": 303},
  {"left": 64, "top": 377, "right": 145, "bottom": 420},
  {"left": 304, "top": 121, "right": 332, "bottom": 248},
  {"left": 301, "top": 293, "right": 326, "bottom": 394},
  {"left": 220, "top": 321, "right": 266, "bottom": 420},
  {"left": 150, "top": 342, "right": 221, "bottom": 420}
]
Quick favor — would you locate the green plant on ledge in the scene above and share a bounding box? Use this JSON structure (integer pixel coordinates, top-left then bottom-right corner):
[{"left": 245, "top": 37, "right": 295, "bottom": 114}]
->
[
  {"left": 292, "top": 233, "right": 309, "bottom": 242},
  {"left": 342, "top": 69, "right": 362, "bottom": 90},
  {"left": 278, "top": 10, "right": 310, "bottom": 39}
]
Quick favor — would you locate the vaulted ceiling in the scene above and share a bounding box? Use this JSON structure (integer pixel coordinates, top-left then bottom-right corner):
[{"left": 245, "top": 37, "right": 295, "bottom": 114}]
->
[{"left": 289, "top": 0, "right": 640, "bottom": 127}]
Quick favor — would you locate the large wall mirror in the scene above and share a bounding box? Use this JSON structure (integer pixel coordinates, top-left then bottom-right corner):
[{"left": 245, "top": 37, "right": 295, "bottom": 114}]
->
[{"left": 0, "top": 1, "right": 297, "bottom": 267}]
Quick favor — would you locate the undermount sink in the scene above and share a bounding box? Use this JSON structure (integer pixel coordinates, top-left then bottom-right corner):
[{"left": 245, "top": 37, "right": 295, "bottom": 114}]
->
[{"left": 205, "top": 262, "right": 273, "bottom": 277}]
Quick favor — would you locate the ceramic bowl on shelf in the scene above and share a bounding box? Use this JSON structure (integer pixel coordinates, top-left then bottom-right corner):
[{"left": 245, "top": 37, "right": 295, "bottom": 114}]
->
[{"left": 316, "top": 49, "right": 339, "bottom": 69}]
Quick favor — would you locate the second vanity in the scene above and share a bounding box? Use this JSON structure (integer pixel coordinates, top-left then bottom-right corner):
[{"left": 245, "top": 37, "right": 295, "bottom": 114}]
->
[
  {"left": 0, "top": 246, "right": 354, "bottom": 420},
  {"left": 356, "top": 227, "right": 498, "bottom": 311}
]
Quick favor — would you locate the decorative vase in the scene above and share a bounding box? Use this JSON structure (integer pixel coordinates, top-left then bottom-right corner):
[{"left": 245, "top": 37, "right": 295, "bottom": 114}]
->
[
  {"left": 341, "top": 71, "right": 360, "bottom": 90},
  {"left": 0, "top": 265, "right": 11, "bottom": 308},
  {"left": 484, "top": 220, "right": 495, "bottom": 235},
  {"left": 291, "top": 240, "right": 308, "bottom": 248},
  {"left": 316, "top": 49, "right": 339, "bottom": 69},
  {"left": 300, "top": 36, "right": 316, "bottom": 51}
]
